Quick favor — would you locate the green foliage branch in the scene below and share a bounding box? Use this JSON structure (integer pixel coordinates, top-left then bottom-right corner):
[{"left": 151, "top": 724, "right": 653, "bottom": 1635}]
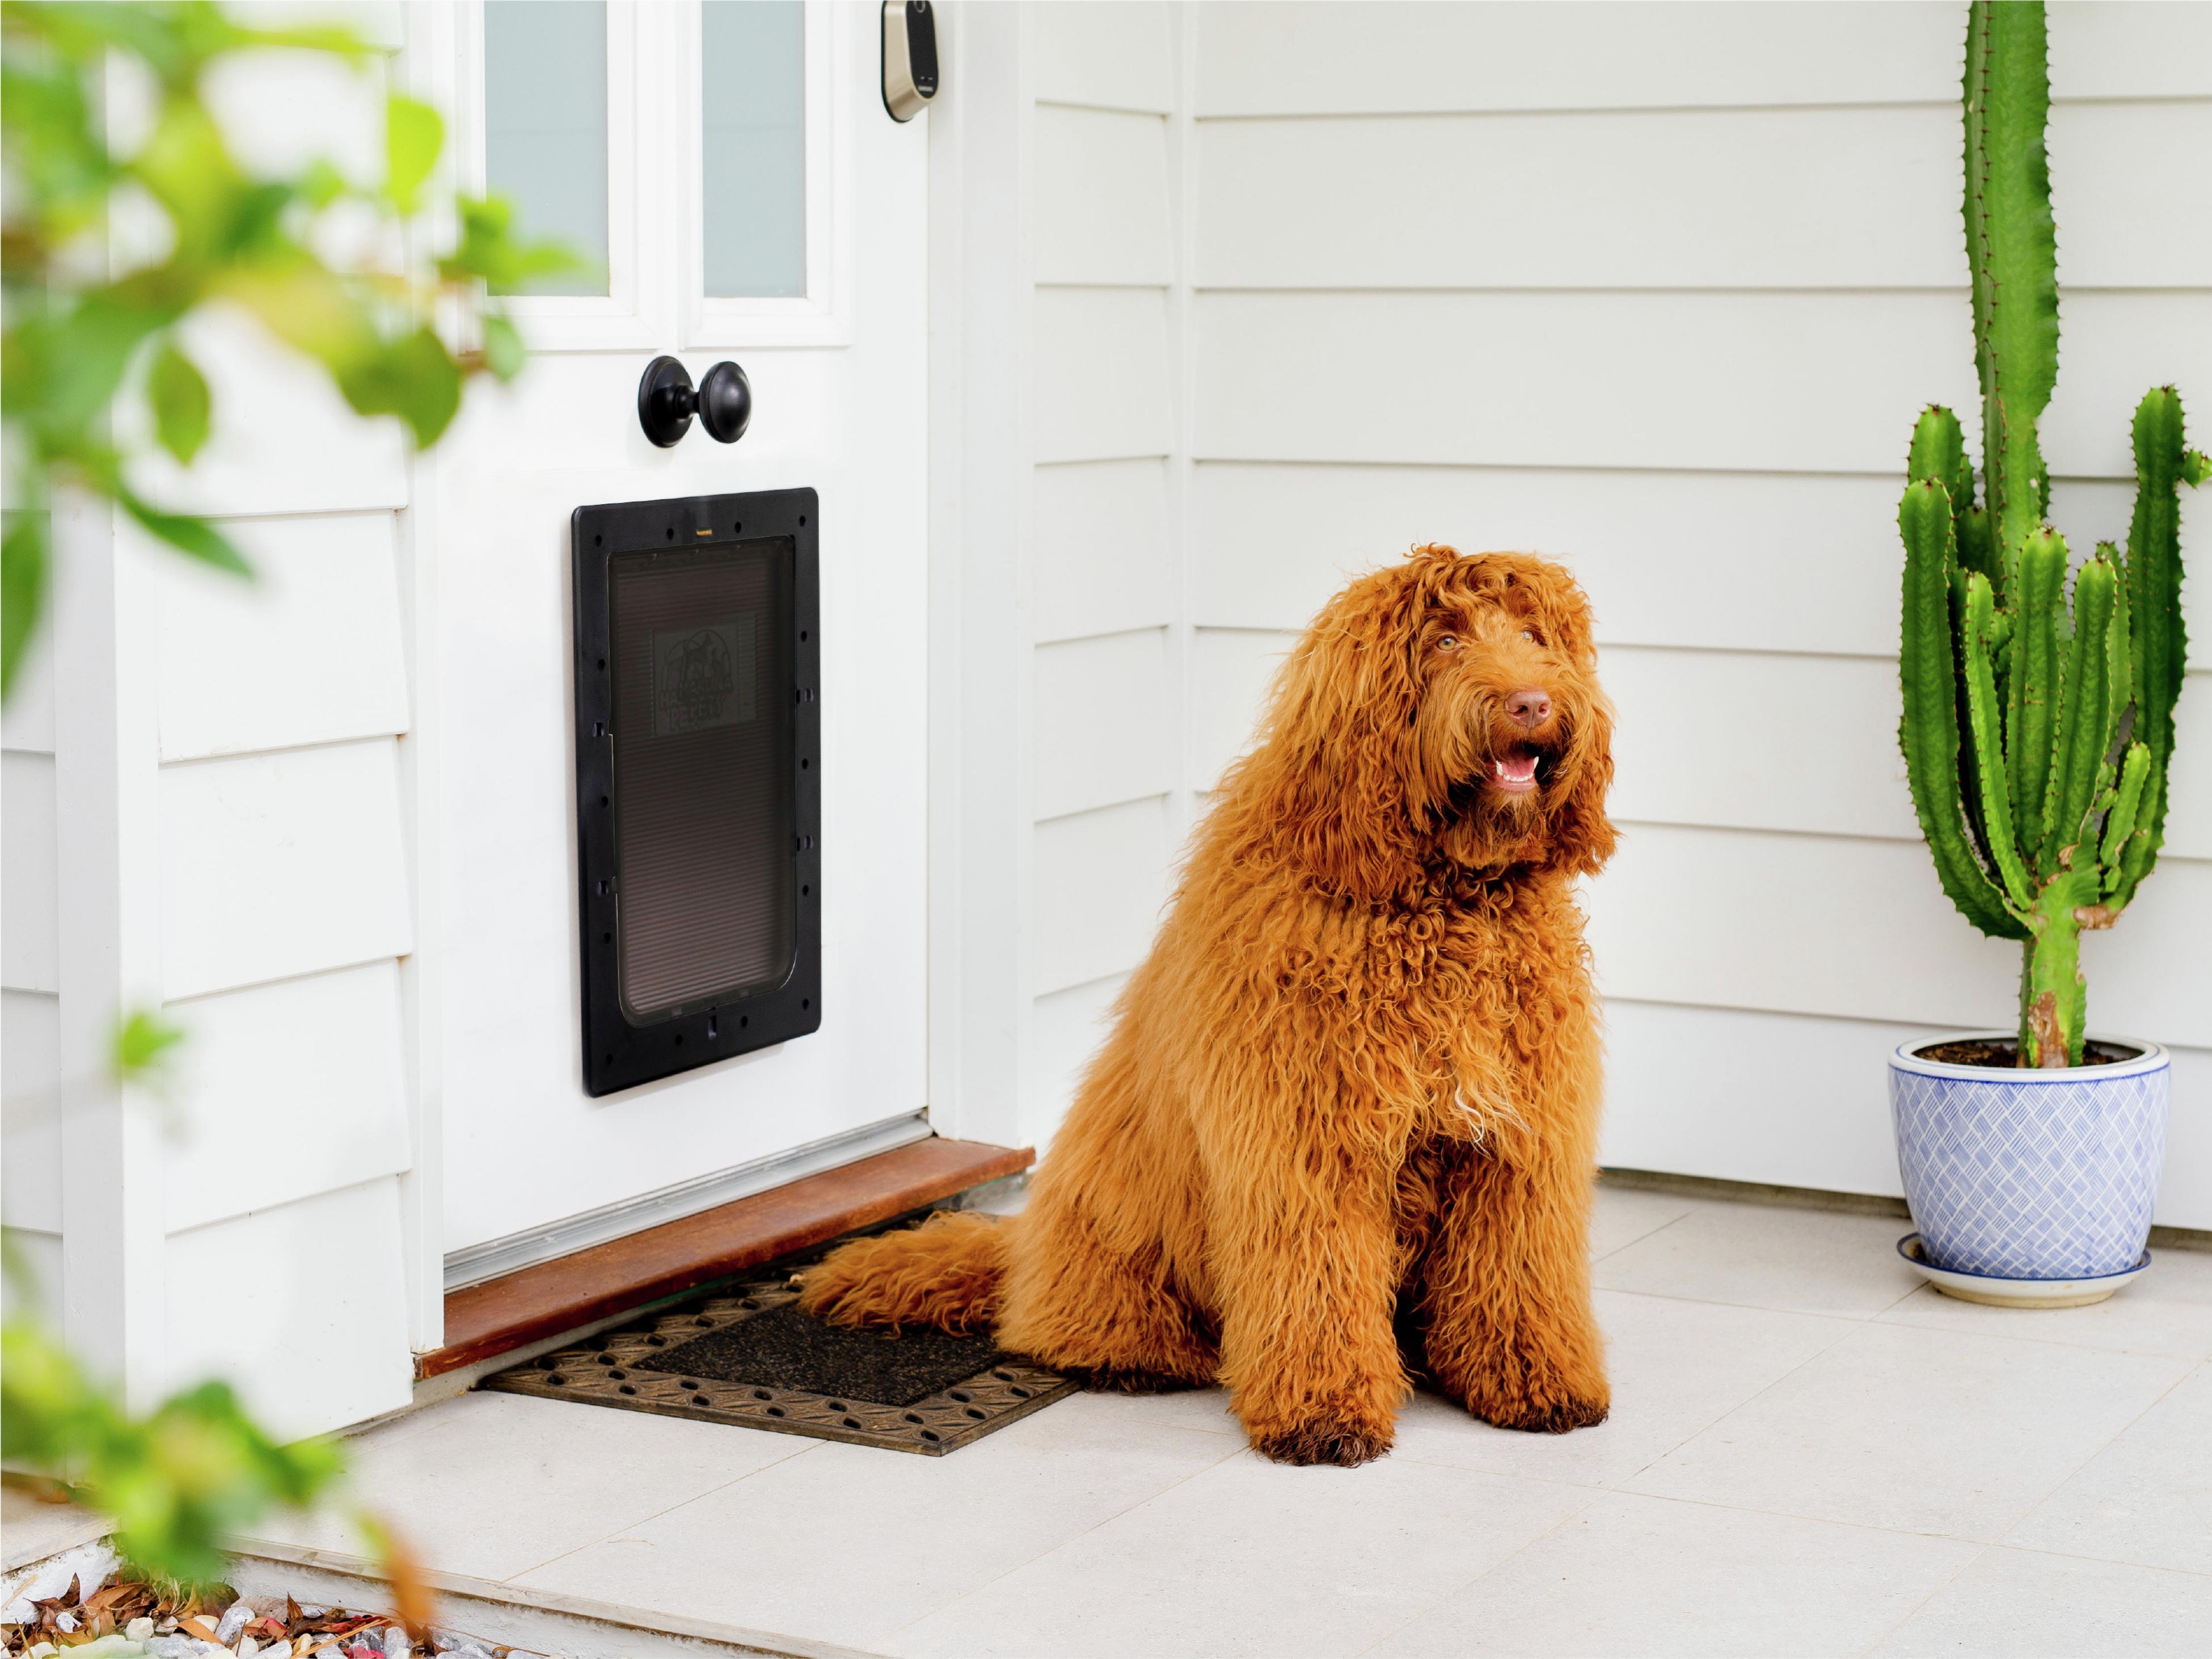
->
[
  {"left": 1, "top": 0, "right": 570, "bottom": 696},
  {"left": 1898, "top": 1, "right": 2207, "bottom": 1067}
]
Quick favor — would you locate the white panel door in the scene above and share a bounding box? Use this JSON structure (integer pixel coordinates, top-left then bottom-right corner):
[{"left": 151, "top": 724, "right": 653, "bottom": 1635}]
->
[{"left": 429, "top": 2, "right": 929, "bottom": 1262}]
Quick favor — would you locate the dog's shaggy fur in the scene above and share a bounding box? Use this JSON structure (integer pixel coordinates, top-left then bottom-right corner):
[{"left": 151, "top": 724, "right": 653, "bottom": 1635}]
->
[{"left": 802, "top": 546, "right": 1616, "bottom": 1466}]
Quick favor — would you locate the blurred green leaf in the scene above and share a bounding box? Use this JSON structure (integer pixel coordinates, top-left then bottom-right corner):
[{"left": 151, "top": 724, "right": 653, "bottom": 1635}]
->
[
  {"left": 481, "top": 312, "right": 525, "bottom": 381},
  {"left": 385, "top": 94, "right": 441, "bottom": 216},
  {"left": 119, "top": 491, "right": 250, "bottom": 575},
  {"left": 113, "top": 1007, "right": 188, "bottom": 1082},
  {"left": 1, "top": 512, "right": 49, "bottom": 703},
  {"left": 147, "top": 341, "right": 212, "bottom": 463},
  {"left": 338, "top": 324, "right": 461, "bottom": 447}
]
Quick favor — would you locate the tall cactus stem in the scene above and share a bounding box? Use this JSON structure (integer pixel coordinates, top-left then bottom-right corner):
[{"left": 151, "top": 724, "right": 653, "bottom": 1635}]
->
[
  {"left": 1898, "top": 480, "right": 2028, "bottom": 938},
  {"left": 2006, "top": 529, "right": 2067, "bottom": 841},
  {"left": 2041, "top": 554, "right": 2114, "bottom": 868},
  {"left": 1964, "top": 1, "right": 2058, "bottom": 603},
  {"left": 1960, "top": 572, "right": 2034, "bottom": 914}
]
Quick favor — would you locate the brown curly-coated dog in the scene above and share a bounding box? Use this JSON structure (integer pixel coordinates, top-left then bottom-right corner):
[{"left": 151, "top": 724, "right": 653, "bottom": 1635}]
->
[{"left": 801, "top": 546, "right": 1616, "bottom": 1467}]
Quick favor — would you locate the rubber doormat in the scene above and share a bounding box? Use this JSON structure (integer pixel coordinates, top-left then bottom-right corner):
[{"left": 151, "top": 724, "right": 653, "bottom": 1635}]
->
[{"left": 481, "top": 1274, "right": 1076, "bottom": 1455}]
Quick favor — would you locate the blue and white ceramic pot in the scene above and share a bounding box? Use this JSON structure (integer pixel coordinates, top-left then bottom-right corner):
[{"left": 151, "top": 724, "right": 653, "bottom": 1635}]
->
[{"left": 1889, "top": 1032, "right": 2169, "bottom": 1282}]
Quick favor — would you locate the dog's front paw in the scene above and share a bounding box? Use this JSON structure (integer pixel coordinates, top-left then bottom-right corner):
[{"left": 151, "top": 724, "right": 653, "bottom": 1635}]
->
[
  {"left": 1449, "top": 1350, "right": 1610, "bottom": 1436},
  {"left": 1247, "top": 1412, "right": 1395, "bottom": 1467},
  {"left": 1472, "top": 1390, "right": 1609, "bottom": 1434}
]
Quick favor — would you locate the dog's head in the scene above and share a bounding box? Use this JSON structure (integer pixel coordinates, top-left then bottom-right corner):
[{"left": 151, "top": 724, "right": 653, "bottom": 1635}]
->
[{"left": 1251, "top": 545, "right": 1615, "bottom": 897}]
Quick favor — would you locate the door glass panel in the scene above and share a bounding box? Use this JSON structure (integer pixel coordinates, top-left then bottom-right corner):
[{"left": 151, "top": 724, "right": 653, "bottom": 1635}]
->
[
  {"left": 702, "top": 0, "right": 806, "bottom": 298},
  {"left": 484, "top": 0, "right": 609, "bottom": 296}
]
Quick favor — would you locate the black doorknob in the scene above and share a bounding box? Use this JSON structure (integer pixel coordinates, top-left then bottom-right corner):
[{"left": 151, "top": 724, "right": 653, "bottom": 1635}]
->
[{"left": 637, "top": 356, "right": 752, "bottom": 448}]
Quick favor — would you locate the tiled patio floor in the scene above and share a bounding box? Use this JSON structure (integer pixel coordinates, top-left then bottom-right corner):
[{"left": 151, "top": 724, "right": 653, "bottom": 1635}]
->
[{"left": 237, "top": 1187, "right": 2212, "bottom": 1657}]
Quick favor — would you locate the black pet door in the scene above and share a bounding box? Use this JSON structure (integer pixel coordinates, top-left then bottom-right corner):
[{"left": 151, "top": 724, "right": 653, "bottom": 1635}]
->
[{"left": 572, "top": 489, "right": 820, "bottom": 1095}]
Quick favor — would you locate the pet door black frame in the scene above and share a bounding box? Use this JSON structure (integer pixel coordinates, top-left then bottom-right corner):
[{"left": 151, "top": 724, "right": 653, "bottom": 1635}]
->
[{"left": 572, "top": 489, "right": 820, "bottom": 1096}]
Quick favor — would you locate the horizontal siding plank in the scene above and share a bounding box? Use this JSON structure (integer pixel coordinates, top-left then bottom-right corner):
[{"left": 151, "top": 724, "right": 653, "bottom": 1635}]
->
[
  {"left": 1194, "top": 1, "right": 1965, "bottom": 118},
  {"left": 1610, "top": 651, "right": 2205, "bottom": 861},
  {"left": 2, "top": 752, "right": 57, "bottom": 994},
  {"left": 160, "top": 738, "right": 411, "bottom": 999},
  {"left": 1193, "top": 290, "right": 2212, "bottom": 480},
  {"left": 1201, "top": 105, "right": 1957, "bottom": 292},
  {"left": 1191, "top": 627, "right": 1293, "bottom": 792},
  {"left": 1600, "top": 999, "right": 1920, "bottom": 1200},
  {"left": 1603, "top": 999, "right": 2212, "bottom": 1231},
  {"left": 1033, "top": 459, "right": 1175, "bottom": 643},
  {"left": 2048, "top": 1, "right": 2212, "bottom": 100},
  {"left": 1035, "top": 630, "right": 1175, "bottom": 821},
  {"left": 1199, "top": 102, "right": 2210, "bottom": 293},
  {"left": 1034, "top": 795, "right": 1172, "bottom": 995},
  {"left": 126, "top": 305, "right": 408, "bottom": 517},
  {"left": 2, "top": 610, "right": 54, "bottom": 752},
  {"left": 1586, "top": 822, "right": 2212, "bottom": 1048},
  {"left": 1194, "top": 3, "right": 2212, "bottom": 119},
  {"left": 1036, "top": 106, "right": 1175, "bottom": 286},
  {"left": 1029, "top": 972, "right": 1129, "bottom": 1152},
  {"left": 154, "top": 512, "right": 410, "bottom": 762},
  {"left": 1, "top": 1229, "right": 60, "bottom": 1319},
  {"left": 1035, "top": 287, "right": 1175, "bottom": 464},
  {"left": 1033, "top": 1, "right": 1175, "bottom": 113},
  {"left": 1606, "top": 647, "right": 1918, "bottom": 845},
  {"left": 163, "top": 961, "right": 411, "bottom": 1234},
  {"left": 2, "top": 989, "right": 62, "bottom": 1232},
  {"left": 1190, "top": 465, "right": 2202, "bottom": 662},
  {"left": 164, "top": 1176, "right": 412, "bottom": 1440}
]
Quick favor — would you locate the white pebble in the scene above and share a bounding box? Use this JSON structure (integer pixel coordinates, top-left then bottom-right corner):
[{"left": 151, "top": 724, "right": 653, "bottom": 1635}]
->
[
  {"left": 239, "top": 1637, "right": 260, "bottom": 1658},
  {"left": 128, "top": 1619, "right": 157, "bottom": 1643},
  {"left": 215, "top": 1603, "right": 253, "bottom": 1644}
]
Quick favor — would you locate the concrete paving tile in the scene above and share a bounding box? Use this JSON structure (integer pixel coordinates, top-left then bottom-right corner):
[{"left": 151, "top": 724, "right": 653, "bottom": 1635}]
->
[
  {"left": 1877, "top": 1246, "right": 2212, "bottom": 1361},
  {"left": 510, "top": 1391, "right": 1242, "bottom": 1650},
  {"left": 1867, "top": 1545, "right": 2212, "bottom": 1658},
  {"left": 1368, "top": 1492, "right": 1979, "bottom": 1658},
  {"left": 234, "top": 1390, "right": 813, "bottom": 1581},
  {"left": 1594, "top": 1200, "right": 1923, "bottom": 1318},
  {"left": 1588, "top": 1184, "right": 1698, "bottom": 1260},
  {"left": 1625, "top": 1321, "right": 2190, "bottom": 1542},
  {"left": 2004, "top": 1363, "right": 2212, "bottom": 1576},
  {"left": 1390, "top": 1290, "right": 1854, "bottom": 1487},
  {"left": 1053, "top": 1383, "right": 1244, "bottom": 1437},
  {"left": 880, "top": 1451, "right": 1593, "bottom": 1659}
]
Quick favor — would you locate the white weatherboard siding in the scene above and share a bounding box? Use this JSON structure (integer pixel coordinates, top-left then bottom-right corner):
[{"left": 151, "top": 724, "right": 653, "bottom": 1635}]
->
[
  {"left": 1008, "top": 2, "right": 2212, "bottom": 1227},
  {"left": 1019, "top": 3, "right": 1186, "bottom": 1149},
  {"left": 3, "top": 621, "right": 62, "bottom": 1302}
]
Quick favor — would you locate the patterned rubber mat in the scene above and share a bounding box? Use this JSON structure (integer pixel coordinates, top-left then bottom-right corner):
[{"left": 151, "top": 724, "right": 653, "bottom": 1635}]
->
[{"left": 482, "top": 1273, "right": 1075, "bottom": 1455}]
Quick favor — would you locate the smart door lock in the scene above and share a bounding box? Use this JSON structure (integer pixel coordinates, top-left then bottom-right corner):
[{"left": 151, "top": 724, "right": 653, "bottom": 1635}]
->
[
  {"left": 881, "top": 1, "right": 938, "bottom": 122},
  {"left": 636, "top": 356, "right": 751, "bottom": 448}
]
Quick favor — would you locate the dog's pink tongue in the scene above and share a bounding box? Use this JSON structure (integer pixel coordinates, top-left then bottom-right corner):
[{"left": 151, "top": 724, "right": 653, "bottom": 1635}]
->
[{"left": 1496, "top": 751, "right": 1539, "bottom": 783}]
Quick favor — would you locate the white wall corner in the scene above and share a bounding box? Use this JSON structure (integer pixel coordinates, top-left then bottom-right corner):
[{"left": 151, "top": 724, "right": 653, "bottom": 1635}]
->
[
  {"left": 50, "top": 489, "right": 170, "bottom": 1409},
  {"left": 927, "top": 0, "right": 1037, "bottom": 1149}
]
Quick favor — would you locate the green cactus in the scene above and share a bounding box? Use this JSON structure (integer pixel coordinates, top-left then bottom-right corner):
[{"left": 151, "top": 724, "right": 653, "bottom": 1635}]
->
[{"left": 1898, "top": 2, "right": 2207, "bottom": 1067}]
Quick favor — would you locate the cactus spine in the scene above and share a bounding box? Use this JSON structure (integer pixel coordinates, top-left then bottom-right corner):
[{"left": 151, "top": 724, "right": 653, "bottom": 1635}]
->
[{"left": 1898, "top": 2, "right": 2207, "bottom": 1067}]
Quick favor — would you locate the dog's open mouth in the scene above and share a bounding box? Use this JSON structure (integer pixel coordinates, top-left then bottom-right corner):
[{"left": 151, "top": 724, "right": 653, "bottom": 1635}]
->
[{"left": 1490, "top": 743, "right": 1544, "bottom": 795}]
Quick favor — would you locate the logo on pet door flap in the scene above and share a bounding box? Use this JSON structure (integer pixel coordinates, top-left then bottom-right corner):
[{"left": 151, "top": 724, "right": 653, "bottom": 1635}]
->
[{"left": 651, "top": 617, "right": 756, "bottom": 736}]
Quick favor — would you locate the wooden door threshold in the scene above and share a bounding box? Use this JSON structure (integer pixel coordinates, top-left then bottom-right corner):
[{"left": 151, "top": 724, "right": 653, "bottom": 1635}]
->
[{"left": 418, "top": 1137, "right": 1031, "bottom": 1381}]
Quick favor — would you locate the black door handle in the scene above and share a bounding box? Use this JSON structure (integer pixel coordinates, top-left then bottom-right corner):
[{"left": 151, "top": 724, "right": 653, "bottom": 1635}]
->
[{"left": 638, "top": 356, "right": 752, "bottom": 448}]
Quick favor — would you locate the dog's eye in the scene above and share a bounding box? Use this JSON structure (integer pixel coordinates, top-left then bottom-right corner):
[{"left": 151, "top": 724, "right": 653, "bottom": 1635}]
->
[
  {"left": 1520, "top": 627, "right": 1543, "bottom": 644},
  {"left": 1437, "top": 634, "right": 1458, "bottom": 651}
]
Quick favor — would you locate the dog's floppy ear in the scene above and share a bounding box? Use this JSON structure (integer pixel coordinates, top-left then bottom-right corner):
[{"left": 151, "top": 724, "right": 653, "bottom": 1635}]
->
[
  {"left": 1251, "top": 569, "right": 1428, "bottom": 899},
  {"left": 1535, "top": 575, "right": 1618, "bottom": 877}
]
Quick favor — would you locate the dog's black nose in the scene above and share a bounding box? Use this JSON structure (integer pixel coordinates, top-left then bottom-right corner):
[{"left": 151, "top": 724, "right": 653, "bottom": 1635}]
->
[{"left": 1505, "top": 687, "right": 1552, "bottom": 727}]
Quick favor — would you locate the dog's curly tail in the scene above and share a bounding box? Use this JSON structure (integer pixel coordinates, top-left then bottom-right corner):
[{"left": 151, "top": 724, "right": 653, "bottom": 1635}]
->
[{"left": 796, "top": 1209, "right": 1008, "bottom": 1335}]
